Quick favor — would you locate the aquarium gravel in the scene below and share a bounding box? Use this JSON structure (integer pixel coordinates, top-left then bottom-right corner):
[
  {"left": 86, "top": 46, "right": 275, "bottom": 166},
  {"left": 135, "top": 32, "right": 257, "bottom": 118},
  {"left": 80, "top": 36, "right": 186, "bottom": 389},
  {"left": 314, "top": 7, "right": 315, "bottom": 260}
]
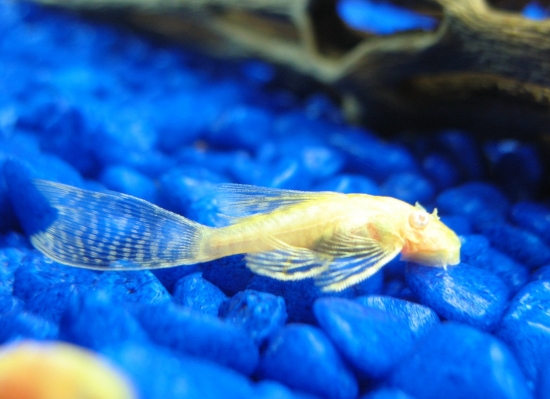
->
[{"left": 0, "top": 1, "right": 549, "bottom": 399}]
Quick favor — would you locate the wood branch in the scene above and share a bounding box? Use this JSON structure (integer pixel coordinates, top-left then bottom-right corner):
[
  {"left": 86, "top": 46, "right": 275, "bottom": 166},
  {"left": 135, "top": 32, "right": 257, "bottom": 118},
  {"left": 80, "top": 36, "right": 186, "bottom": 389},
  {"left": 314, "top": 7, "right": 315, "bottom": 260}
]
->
[{"left": 34, "top": 0, "right": 550, "bottom": 136}]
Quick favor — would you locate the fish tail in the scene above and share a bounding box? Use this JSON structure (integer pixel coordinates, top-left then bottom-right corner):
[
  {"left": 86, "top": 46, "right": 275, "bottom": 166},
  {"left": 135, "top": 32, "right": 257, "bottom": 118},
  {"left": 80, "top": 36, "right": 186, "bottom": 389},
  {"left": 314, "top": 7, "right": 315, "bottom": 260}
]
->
[{"left": 28, "top": 179, "right": 211, "bottom": 270}]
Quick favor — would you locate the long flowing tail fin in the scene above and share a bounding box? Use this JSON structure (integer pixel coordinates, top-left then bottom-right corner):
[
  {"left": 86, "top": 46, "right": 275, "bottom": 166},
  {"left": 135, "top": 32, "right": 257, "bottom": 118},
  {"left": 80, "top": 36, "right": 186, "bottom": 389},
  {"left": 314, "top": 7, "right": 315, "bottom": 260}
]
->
[{"left": 28, "top": 179, "right": 208, "bottom": 270}]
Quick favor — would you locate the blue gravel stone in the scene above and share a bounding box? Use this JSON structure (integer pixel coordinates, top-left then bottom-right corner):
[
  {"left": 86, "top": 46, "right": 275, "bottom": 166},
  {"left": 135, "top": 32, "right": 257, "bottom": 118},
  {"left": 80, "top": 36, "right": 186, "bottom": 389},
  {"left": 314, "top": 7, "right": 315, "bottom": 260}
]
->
[
  {"left": 438, "top": 215, "right": 472, "bottom": 235},
  {"left": 0, "top": 311, "right": 58, "bottom": 344},
  {"left": 460, "top": 235, "right": 528, "bottom": 294},
  {"left": 206, "top": 106, "right": 273, "bottom": 151},
  {"left": 484, "top": 140, "right": 542, "bottom": 201},
  {"left": 510, "top": 201, "right": 550, "bottom": 244},
  {"left": 219, "top": 289, "right": 287, "bottom": 346},
  {"left": 92, "top": 270, "right": 171, "bottom": 308},
  {"left": 435, "top": 130, "right": 486, "bottom": 180},
  {"left": 538, "top": 364, "right": 550, "bottom": 399},
  {"left": 531, "top": 265, "right": 550, "bottom": 281},
  {"left": 329, "top": 130, "right": 418, "bottom": 181},
  {"left": 202, "top": 255, "right": 255, "bottom": 296},
  {"left": 257, "top": 323, "right": 358, "bottom": 399},
  {"left": 0, "top": 294, "right": 23, "bottom": 314},
  {"left": 136, "top": 303, "right": 259, "bottom": 375},
  {"left": 254, "top": 380, "right": 321, "bottom": 399},
  {"left": 421, "top": 153, "right": 459, "bottom": 190},
  {"left": 60, "top": 290, "right": 149, "bottom": 350},
  {"left": 380, "top": 172, "right": 435, "bottom": 205},
  {"left": 405, "top": 263, "right": 508, "bottom": 331},
  {"left": 390, "top": 322, "right": 532, "bottom": 399},
  {"left": 436, "top": 182, "right": 509, "bottom": 227},
  {"left": 479, "top": 222, "right": 550, "bottom": 269},
  {"left": 13, "top": 252, "right": 97, "bottom": 302},
  {"left": 496, "top": 281, "right": 550, "bottom": 383},
  {"left": 356, "top": 295, "right": 439, "bottom": 339},
  {"left": 172, "top": 272, "right": 227, "bottom": 316},
  {"left": 24, "top": 282, "right": 87, "bottom": 323},
  {"left": 311, "top": 174, "right": 380, "bottom": 195},
  {"left": 360, "top": 388, "right": 416, "bottom": 399},
  {"left": 158, "top": 166, "right": 226, "bottom": 215},
  {"left": 314, "top": 297, "right": 414, "bottom": 378},
  {"left": 104, "top": 343, "right": 255, "bottom": 399},
  {"left": 99, "top": 165, "right": 157, "bottom": 203},
  {"left": 152, "top": 264, "right": 201, "bottom": 293}
]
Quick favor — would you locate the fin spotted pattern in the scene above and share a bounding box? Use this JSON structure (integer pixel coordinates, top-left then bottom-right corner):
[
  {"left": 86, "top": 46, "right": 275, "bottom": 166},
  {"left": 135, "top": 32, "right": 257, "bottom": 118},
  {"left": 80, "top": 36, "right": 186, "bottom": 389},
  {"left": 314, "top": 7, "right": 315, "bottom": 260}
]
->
[{"left": 30, "top": 180, "right": 206, "bottom": 269}]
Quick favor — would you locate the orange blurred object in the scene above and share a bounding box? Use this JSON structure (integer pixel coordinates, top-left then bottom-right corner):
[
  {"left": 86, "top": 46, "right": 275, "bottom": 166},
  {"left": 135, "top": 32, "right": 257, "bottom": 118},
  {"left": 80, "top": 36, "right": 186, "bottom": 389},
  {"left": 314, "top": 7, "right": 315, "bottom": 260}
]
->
[{"left": 0, "top": 341, "right": 135, "bottom": 399}]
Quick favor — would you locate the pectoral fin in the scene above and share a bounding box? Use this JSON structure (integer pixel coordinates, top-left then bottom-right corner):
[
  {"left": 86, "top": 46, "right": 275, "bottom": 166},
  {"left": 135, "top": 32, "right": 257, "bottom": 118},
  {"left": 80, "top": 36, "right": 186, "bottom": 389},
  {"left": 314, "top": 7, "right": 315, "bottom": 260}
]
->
[
  {"left": 245, "top": 236, "right": 331, "bottom": 280},
  {"left": 313, "top": 230, "right": 403, "bottom": 292}
]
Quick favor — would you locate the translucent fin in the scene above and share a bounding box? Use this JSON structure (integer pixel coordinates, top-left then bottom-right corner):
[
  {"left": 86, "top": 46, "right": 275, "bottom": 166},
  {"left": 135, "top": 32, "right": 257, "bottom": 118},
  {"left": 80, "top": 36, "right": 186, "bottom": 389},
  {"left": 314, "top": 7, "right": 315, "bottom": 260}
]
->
[
  {"left": 245, "top": 236, "right": 331, "bottom": 280},
  {"left": 29, "top": 179, "right": 208, "bottom": 270},
  {"left": 313, "top": 231, "right": 403, "bottom": 292},
  {"left": 214, "top": 183, "right": 341, "bottom": 221}
]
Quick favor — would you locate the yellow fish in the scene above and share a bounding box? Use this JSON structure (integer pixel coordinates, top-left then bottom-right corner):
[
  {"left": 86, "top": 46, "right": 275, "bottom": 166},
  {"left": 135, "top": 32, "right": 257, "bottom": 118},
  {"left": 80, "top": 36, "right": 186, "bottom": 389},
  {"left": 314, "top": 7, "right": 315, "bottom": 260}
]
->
[{"left": 29, "top": 180, "right": 461, "bottom": 292}]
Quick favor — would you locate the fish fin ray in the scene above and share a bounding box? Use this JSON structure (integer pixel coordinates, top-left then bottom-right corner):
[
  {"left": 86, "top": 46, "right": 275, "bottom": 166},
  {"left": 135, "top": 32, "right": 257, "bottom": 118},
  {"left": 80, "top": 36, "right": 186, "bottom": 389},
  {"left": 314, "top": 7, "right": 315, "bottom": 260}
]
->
[
  {"left": 245, "top": 236, "right": 331, "bottom": 280},
  {"left": 29, "top": 179, "right": 207, "bottom": 269},
  {"left": 214, "top": 183, "right": 341, "bottom": 222},
  {"left": 313, "top": 230, "right": 403, "bottom": 292}
]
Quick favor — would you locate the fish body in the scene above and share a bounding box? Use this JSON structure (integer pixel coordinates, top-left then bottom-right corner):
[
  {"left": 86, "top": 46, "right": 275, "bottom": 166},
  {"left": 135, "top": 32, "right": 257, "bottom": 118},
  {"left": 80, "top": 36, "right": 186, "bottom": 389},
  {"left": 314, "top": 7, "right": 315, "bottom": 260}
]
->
[{"left": 28, "top": 180, "right": 461, "bottom": 292}]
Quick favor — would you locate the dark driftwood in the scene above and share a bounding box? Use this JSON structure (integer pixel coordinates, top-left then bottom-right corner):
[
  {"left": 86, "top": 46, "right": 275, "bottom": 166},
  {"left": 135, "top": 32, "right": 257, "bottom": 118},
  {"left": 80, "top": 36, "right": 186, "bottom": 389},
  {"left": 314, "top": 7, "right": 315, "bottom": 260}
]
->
[{"left": 36, "top": 0, "right": 550, "bottom": 136}]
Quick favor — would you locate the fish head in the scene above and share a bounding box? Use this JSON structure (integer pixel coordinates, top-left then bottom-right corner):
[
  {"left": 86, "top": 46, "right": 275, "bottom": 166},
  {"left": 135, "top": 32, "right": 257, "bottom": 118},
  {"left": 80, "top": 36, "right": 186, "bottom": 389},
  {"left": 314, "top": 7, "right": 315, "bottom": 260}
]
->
[{"left": 400, "top": 205, "right": 461, "bottom": 267}]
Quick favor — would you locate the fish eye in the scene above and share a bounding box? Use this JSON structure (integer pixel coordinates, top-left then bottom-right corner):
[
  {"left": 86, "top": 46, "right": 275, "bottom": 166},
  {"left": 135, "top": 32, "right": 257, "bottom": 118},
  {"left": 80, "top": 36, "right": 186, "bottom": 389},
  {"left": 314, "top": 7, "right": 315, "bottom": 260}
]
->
[{"left": 409, "top": 209, "right": 430, "bottom": 229}]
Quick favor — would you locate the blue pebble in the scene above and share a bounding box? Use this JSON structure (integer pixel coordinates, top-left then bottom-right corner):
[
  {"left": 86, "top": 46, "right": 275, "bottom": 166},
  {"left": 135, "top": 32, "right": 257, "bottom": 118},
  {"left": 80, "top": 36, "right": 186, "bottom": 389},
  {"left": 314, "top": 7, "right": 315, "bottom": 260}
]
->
[
  {"left": 254, "top": 380, "right": 321, "bottom": 399},
  {"left": 99, "top": 165, "right": 157, "bottom": 203},
  {"left": 421, "top": 153, "right": 459, "bottom": 190},
  {"left": 60, "top": 290, "right": 149, "bottom": 350},
  {"left": 0, "top": 311, "right": 58, "bottom": 344},
  {"left": 257, "top": 323, "right": 358, "bottom": 399},
  {"left": 360, "top": 388, "right": 416, "bottom": 399},
  {"left": 202, "top": 255, "right": 255, "bottom": 296},
  {"left": 390, "top": 322, "right": 532, "bottom": 399},
  {"left": 25, "top": 283, "right": 87, "bottom": 323},
  {"left": 13, "top": 252, "right": 97, "bottom": 302},
  {"left": 405, "top": 263, "right": 508, "bottom": 331},
  {"left": 510, "top": 201, "right": 550, "bottom": 244},
  {"left": 484, "top": 140, "right": 543, "bottom": 201},
  {"left": 92, "top": 271, "right": 171, "bottom": 308},
  {"left": 314, "top": 298, "right": 415, "bottom": 378},
  {"left": 103, "top": 343, "right": 255, "bottom": 399},
  {"left": 0, "top": 294, "right": 23, "bottom": 314},
  {"left": 496, "top": 281, "right": 550, "bottom": 383},
  {"left": 435, "top": 130, "right": 486, "bottom": 179},
  {"left": 531, "top": 265, "right": 550, "bottom": 281},
  {"left": 479, "top": 222, "right": 550, "bottom": 269},
  {"left": 331, "top": 131, "right": 418, "bottom": 181},
  {"left": 158, "top": 166, "right": 226, "bottom": 215},
  {"left": 460, "top": 235, "right": 528, "bottom": 294},
  {"left": 356, "top": 295, "right": 439, "bottom": 339},
  {"left": 435, "top": 182, "right": 509, "bottom": 227},
  {"left": 438, "top": 215, "right": 472, "bottom": 236},
  {"left": 538, "top": 364, "right": 550, "bottom": 399},
  {"left": 304, "top": 93, "right": 343, "bottom": 123},
  {"left": 152, "top": 264, "right": 200, "bottom": 293},
  {"left": 311, "top": 174, "right": 380, "bottom": 195},
  {"left": 172, "top": 272, "right": 227, "bottom": 316},
  {"left": 219, "top": 289, "right": 287, "bottom": 346},
  {"left": 0, "top": 232, "right": 30, "bottom": 249},
  {"left": 136, "top": 303, "right": 259, "bottom": 375},
  {"left": 381, "top": 172, "right": 435, "bottom": 205},
  {"left": 206, "top": 106, "right": 273, "bottom": 151}
]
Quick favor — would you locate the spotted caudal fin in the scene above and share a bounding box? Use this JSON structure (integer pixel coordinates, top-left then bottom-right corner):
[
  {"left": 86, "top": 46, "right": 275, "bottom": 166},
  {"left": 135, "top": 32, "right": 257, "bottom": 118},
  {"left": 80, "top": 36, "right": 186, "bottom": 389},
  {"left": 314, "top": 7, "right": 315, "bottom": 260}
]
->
[{"left": 28, "top": 179, "right": 210, "bottom": 270}]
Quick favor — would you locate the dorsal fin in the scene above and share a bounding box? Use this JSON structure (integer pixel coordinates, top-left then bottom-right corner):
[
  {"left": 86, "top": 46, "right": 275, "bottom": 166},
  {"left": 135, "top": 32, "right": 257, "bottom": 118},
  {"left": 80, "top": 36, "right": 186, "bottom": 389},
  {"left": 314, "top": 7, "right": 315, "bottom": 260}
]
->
[{"left": 213, "top": 183, "right": 342, "bottom": 221}]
